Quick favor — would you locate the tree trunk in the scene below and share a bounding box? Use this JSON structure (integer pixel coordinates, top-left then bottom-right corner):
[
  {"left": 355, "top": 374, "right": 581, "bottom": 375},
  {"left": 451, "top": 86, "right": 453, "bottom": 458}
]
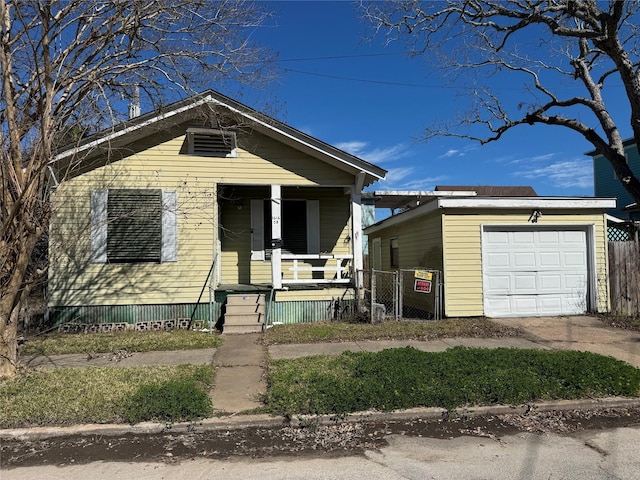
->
[{"left": 0, "top": 308, "right": 18, "bottom": 377}]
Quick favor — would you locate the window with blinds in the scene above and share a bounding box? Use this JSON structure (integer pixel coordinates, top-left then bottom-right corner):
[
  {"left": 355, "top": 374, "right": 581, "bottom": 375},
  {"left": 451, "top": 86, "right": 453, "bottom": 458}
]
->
[
  {"left": 107, "top": 189, "right": 162, "bottom": 262},
  {"left": 90, "top": 189, "right": 177, "bottom": 264}
]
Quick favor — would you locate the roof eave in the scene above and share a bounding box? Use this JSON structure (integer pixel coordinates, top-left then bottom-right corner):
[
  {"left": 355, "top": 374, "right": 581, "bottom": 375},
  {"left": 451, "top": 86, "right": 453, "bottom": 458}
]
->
[{"left": 52, "top": 90, "right": 387, "bottom": 184}]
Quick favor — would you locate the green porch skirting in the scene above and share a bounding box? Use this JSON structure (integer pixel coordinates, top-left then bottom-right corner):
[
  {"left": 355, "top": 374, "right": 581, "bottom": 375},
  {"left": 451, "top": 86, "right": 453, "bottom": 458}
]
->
[
  {"left": 267, "top": 299, "right": 357, "bottom": 324},
  {"left": 49, "top": 298, "right": 358, "bottom": 327},
  {"left": 49, "top": 303, "right": 222, "bottom": 326}
]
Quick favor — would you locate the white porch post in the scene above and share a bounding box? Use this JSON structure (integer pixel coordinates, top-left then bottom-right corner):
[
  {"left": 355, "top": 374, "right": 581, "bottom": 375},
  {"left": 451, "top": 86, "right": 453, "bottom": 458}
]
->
[
  {"left": 352, "top": 172, "right": 366, "bottom": 290},
  {"left": 271, "top": 185, "right": 283, "bottom": 289}
]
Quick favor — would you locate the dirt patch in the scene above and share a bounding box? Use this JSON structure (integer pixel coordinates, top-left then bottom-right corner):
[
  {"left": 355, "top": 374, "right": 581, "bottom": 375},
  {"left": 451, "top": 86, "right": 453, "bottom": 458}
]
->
[{"left": 3, "top": 407, "right": 639, "bottom": 468}]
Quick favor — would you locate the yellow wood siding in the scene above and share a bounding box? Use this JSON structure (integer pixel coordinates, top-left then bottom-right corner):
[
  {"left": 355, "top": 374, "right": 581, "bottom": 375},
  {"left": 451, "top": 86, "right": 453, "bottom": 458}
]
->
[
  {"left": 49, "top": 130, "right": 357, "bottom": 307},
  {"left": 367, "top": 212, "right": 443, "bottom": 271},
  {"left": 442, "top": 209, "right": 610, "bottom": 317}
]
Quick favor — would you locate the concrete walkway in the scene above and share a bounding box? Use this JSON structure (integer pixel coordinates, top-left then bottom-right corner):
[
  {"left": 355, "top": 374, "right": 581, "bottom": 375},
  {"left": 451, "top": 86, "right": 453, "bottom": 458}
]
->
[
  {"left": 492, "top": 315, "right": 640, "bottom": 368},
  {"left": 22, "top": 348, "right": 217, "bottom": 369},
  {"left": 210, "top": 333, "right": 266, "bottom": 414},
  {"left": 268, "top": 335, "right": 546, "bottom": 360}
]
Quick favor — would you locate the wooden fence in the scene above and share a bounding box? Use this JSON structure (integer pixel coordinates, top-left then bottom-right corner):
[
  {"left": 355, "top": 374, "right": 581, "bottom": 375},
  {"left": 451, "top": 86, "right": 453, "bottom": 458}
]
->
[{"left": 608, "top": 241, "right": 640, "bottom": 316}]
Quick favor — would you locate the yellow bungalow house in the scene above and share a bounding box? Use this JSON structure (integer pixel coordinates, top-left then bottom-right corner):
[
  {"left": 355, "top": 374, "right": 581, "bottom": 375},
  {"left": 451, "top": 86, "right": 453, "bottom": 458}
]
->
[
  {"left": 48, "top": 91, "right": 386, "bottom": 332},
  {"left": 364, "top": 192, "right": 616, "bottom": 318}
]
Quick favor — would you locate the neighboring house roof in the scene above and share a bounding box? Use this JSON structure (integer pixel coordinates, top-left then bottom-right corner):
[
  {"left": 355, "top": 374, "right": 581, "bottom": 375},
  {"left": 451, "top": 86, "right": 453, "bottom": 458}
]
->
[
  {"left": 434, "top": 185, "right": 538, "bottom": 196},
  {"left": 52, "top": 90, "right": 387, "bottom": 186},
  {"left": 365, "top": 196, "right": 617, "bottom": 234}
]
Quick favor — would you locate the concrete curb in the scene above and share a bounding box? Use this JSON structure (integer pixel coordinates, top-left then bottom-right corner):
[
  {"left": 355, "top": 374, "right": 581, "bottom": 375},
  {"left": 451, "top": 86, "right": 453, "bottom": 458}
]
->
[{"left": 3, "top": 397, "right": 639, "bottom": 442}]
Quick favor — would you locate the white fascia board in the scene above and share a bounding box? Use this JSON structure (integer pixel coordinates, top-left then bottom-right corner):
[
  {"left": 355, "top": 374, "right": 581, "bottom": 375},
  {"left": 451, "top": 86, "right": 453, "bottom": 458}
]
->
[
  {"left": 437, "top": 197, "right": 617, "bottom": 210},
  {"left": 372, "top": 190, "right": 477, "bottom": 197},
  {"left": 52, "top": 95, "right": 215, "bottom": 163}
]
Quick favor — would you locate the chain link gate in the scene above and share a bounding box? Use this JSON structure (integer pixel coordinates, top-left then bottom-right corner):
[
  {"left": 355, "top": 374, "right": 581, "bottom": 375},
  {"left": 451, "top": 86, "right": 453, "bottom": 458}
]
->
[
  {"left": 360, "top": 270, "right": 400, "bottom": 321},
  {"left": 358, "top": 268, "right": 442, "bottom": 322},
  {"left": 399, "top": 268, "right": 442, "bottom": 320}
]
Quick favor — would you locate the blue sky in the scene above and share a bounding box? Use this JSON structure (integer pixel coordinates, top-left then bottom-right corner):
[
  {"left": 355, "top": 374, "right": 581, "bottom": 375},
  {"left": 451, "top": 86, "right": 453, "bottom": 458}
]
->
[{"left": 225, "top": 1, "right": 631, "bottom": 197}]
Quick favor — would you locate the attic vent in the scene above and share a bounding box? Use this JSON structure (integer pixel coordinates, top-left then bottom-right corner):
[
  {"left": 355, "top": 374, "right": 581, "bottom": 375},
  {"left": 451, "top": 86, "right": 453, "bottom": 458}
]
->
[{"left": 186, "top": 128, "right": 237, "bottom": 157}]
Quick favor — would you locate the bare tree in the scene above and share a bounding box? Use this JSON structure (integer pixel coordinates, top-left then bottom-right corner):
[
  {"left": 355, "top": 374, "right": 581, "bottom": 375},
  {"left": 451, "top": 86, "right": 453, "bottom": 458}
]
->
[
  {"left": 0, "top": 0, "right": 275, "bottom": 376},
  {"left": 363, "top": 0, "right": 640, "bottom": 200}
]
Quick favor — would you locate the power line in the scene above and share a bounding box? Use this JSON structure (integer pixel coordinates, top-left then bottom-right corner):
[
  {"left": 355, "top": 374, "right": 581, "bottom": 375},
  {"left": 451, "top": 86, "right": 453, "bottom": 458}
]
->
[
  {"left": 284, "top": 68, "right": 451, "bottom": 88},
  {"left": 279, "top": 52, "right": 408, "bottom": 62}
]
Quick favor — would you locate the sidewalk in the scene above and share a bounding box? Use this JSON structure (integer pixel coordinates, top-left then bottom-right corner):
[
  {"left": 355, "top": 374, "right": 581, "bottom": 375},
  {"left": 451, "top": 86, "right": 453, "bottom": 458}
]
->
[
  {"left": 210, "top": 333, "right": 266, "bottom": 414},
  {"left": 18, "top": 316, "right": 640, "bottom": 419}
]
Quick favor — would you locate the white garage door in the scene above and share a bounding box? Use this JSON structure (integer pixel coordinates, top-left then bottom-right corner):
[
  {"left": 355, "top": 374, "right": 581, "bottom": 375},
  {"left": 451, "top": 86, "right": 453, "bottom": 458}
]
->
[{"left": 482, "top": 227, "right": 589, "bottom": 317}]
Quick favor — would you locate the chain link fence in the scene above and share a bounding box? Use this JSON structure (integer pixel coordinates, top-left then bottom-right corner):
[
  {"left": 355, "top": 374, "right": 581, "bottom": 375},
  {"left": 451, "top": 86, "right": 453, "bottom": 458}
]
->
[{"left": 358, "top": 268, "right": 442, "bottom": 322}]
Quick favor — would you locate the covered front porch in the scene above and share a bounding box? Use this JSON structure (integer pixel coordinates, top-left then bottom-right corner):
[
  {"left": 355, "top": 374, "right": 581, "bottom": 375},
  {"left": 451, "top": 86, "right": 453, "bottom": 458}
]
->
[{"left": 215, "top": 184, "right": 363, "bottom": 290}]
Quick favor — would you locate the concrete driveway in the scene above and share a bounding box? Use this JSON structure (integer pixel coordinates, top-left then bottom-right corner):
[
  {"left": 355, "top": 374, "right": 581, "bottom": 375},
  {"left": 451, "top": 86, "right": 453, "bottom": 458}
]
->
[{"left": 491, "top": 315, "right": 640, "bottom": 368}]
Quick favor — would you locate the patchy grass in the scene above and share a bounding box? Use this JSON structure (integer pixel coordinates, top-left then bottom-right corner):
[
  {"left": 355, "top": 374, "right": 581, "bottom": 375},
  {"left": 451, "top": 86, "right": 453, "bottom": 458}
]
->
[
  {"left": 0, "top": 365, "right": 214, "bottom": 428},
  {"left": 598, "top": 315, "right": 640, "bottom": 332},
  {"left": 20, "top": 330, "right": 222, "bottom": 356},
  {"left": 265, "top": 347, "right": 640, "bottom": 416},
  {"left": 262, "top": 318, "right": 520, "bottom": 345}
]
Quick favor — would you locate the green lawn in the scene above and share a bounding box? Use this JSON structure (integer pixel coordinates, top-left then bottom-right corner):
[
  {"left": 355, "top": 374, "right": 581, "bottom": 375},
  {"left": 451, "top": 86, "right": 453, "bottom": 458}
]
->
[
  {"left": 265, "top": 346, "right": 640, "bottom": 415},
  {"left": 20, "top": 329, "right": 222, "bottom": 356},
  {"left": 262, "top": 318, "right": 521, "bottom": 345},
  {"left": 0, "top": 365, "right": 214, "bottom": 428}
]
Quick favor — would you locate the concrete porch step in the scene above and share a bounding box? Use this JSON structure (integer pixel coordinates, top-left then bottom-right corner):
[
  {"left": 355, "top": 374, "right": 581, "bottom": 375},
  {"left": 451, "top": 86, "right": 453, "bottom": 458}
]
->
[
  {"left": 222, "top": 323, "right": 264, "bottom": 334},
  {"left": 224, "top": 312, "right": 264, "bottom": 325},
  {"left": 226, "top": 294, "right": 266, "bottom": 306},
  {"left": 222, "top": 294, "right": 265, "bottom": 334},
  {"left": 226, "top": 304, "right": 265, "bottom": 315}
]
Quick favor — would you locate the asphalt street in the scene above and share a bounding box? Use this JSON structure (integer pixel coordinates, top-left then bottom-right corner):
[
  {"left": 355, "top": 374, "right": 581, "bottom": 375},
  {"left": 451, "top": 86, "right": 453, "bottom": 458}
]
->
[{"left": 3, "top": 426, "right": 640, "bottom": 480}]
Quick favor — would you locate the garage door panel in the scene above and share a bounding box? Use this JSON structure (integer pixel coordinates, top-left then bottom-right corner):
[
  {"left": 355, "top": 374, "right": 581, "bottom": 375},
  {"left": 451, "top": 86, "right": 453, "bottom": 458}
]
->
[
  {"left": 513, "top": 274, "right": 536, "bottom": 292},
  {"left": 485, "top": 274, "right": 511, "bottom": 293},
  {"left": 512, "top": 297, "right": 538, "bottom": 314},
  {"left": 564, "top": 251, "right": 586, "bottom": 267},
  {"left": 485, "top": 297, "right": 512, "bottom": 316},
  {"left": 538, "top": 231, "right": 560, "bottom": 244},
  {"left": 513, "top": 230, "right": 535, "bottom": 244},
  {"left": 539, "top": 252, "right": 561, "bottom": 268},
  {"left": 565, "top": 273, "right": 587, "bottom": 289},
  {"left": 484, "top": 231, "right": 509, "bottom": 245},
  {"left": 485, "top": 252, "right": 510, "bottom": 268},
  {"left": 563, "top": 230, "right": 586, "bottom": 243},
  {"left": 538, "top": 296, "right": 563, "bottom": 314},
  {"left": 539, "top": 273, "right": 562, "bottom": 291},
  {"left": 483, "top": 227, "right": 588, "bottom": 317},
  {"left": 513, "top": 252, "right": 536, "bottom": 268}
]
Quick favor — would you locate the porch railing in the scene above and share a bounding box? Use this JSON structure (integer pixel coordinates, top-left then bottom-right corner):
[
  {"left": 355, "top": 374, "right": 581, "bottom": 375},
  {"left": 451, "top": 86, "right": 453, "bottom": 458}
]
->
[{"left": 281, "top": 253, "right": 353, "bottom": 285}]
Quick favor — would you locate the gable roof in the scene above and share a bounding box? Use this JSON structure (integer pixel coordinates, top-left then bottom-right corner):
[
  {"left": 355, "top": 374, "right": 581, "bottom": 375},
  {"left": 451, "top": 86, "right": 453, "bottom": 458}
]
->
[
  {"left": 52, "top": 90, "right": 387, "bottom": 186},
  {"left": 434, "top": 185, "right": 537, "bottom": 196}
]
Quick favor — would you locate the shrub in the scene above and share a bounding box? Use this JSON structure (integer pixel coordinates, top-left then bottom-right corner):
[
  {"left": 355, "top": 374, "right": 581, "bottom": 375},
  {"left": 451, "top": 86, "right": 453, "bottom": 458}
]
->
[{"left": 123, "top": 379, "right": 213, "bottom": 424}]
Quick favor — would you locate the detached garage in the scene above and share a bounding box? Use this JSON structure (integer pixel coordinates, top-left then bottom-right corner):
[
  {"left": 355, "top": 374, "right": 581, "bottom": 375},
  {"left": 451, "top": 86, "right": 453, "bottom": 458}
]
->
[{"left": 364, "top": 195, "right": 616, "bottom": 318}]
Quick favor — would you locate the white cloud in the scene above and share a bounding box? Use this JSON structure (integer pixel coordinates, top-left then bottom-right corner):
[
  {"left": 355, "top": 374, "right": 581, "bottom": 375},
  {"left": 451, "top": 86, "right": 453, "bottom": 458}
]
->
[
  {"left": 335, "top": 140, "right": 408, "bottom": 164},
  {"left": 441, "top": 149, "right": 460, "bottom": 158},
  {"left": 335, "top": 141, "right": 367, "bottom": 154},
  {"left": 438, "top": 144, "right": 478, "bottom": 159},
  {"left": 507, "top": 153, "right": 557, "bottom": 165},
  {"left": 380, "top": 167, "right": 447, "bottom": 190},
  {"left": 515, "top": 158, "right": 593, "bottom": 190}
]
